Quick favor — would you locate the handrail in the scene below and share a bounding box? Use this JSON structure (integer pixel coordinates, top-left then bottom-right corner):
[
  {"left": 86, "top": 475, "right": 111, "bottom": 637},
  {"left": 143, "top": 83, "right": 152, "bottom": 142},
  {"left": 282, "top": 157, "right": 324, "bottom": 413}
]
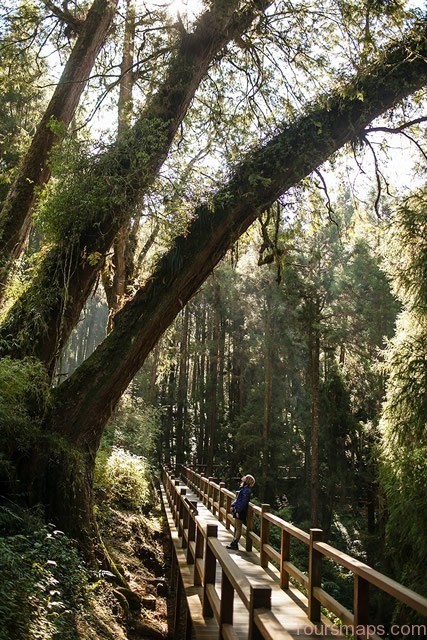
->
[
  {"left": 314, "top": 541, "right": 427, "bottom": 616},
  {"left": 179, "top": 464, "right": 427, "bottom": 635},
  {"left": 162, "top": 467, "right": 286, "bottom": 640}
]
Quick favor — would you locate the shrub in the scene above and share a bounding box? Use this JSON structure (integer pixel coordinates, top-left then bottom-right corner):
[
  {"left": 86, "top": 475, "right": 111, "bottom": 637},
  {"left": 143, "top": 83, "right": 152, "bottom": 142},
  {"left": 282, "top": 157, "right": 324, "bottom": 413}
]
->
[
  {"left": 95, "top": 448, "right": 151, "bottom": 512},
  {"left": 0, "top": 507, "right": 89, "bottom": 640}
]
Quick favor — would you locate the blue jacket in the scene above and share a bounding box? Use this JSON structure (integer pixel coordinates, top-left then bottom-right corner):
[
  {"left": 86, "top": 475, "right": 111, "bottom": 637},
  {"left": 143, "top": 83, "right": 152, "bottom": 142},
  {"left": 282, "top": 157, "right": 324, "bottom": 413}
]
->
[{"left": 232, "top": 485, "right": 251, "bottom": 521}]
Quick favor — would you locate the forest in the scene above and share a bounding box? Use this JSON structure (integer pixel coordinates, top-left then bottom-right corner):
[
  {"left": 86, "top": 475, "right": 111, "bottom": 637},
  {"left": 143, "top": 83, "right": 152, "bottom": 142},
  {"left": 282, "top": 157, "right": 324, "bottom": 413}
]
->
[{"left": 0, "top": 0, "right": 426, "bottom": 638}]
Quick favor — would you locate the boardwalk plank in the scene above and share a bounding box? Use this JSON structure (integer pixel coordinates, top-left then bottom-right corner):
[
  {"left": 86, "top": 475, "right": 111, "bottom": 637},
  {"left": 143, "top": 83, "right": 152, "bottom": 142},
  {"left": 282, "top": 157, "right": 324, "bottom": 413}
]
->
[{"left": 161, "top": 479, "right": 344, "bottom": 639}]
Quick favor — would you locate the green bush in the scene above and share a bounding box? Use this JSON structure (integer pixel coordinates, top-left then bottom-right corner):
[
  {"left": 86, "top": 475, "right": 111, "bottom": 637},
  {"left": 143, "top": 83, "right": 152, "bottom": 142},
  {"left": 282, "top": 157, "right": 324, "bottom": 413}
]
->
[
  {"left": 0, "top": 357, "right": 50, "bottom": 441},
  {"left": 95, "top": 448, "right": 150, "bottom": 512},
  {"left": 102, "top": 394, "right": 161, "bottom": 461},
  {"left": 0, "top": 507, "right": 89, "bottom": 640}
]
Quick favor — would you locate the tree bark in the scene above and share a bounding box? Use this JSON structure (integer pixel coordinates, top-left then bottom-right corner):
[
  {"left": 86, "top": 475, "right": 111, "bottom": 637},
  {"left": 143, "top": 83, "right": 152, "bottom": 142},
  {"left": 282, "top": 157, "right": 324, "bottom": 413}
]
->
[
  {"left": 0, "top": 0, "right": 271, "bottom": 372},
  {"left": 0, "top": 0, "right": 118, "bottom": 299},
  {"left": 107, "top": 0, "right": 136, "bottom": 330},
  {"left": 309, "top": 301, "right": 321, "bottom": 527},
  {"left": 262, "top": 298, "right": 273, "bottom": 503},
  {"left": 196, "top": 304, "right": 207, "bottom": 465},
  {"left": 176, "top": 306, "right": 190, "bottom": 466},
  {"left": 206, "top": 280, "right": 221, "bottom": 476}
]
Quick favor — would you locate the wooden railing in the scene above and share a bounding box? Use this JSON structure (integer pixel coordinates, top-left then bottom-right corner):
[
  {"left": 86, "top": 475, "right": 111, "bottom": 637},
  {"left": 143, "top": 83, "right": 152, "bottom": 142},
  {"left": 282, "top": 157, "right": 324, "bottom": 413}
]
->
[
  {"left": 163, "top": 468, "right": 290, "bottom": 640},
  {"left": 180, "top": 465, "right": 427, "bottom": 640}
]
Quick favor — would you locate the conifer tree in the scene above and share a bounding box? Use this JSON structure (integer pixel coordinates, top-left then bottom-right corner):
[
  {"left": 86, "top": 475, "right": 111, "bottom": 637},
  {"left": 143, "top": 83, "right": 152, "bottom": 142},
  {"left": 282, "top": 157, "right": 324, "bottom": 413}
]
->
[{"left": 380, "top": 188, "right": 427, "bottom": 601}]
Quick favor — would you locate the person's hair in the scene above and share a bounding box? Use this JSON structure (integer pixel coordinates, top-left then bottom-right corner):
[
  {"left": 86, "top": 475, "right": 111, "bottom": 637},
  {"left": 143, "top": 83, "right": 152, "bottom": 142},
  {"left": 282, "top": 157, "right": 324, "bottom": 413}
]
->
[{"left": 242, "top": 474, "right": 255, "bottom": 487}]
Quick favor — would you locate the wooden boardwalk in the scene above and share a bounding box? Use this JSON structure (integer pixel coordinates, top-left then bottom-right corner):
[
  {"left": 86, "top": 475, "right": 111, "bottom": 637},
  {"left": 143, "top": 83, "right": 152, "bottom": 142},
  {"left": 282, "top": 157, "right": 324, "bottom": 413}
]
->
[{"left": 161, "top": 476, "right": 343, "bottom": 640}]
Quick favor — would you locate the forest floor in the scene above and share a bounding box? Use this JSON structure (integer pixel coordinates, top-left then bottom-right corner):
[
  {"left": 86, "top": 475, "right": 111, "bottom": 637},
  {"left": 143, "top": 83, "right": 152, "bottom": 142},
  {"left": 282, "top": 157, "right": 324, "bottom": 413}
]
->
[
  {"left": 0, "top": 479, "right": 173, "bottom": 639},
  {"left": 97, "top": 491, "right": 172, "bottom": 640}
]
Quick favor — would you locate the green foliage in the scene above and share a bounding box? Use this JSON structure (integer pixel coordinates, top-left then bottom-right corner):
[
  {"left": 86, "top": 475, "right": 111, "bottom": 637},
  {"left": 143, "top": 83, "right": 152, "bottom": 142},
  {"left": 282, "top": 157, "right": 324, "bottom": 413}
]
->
[
  {"left": 0, "top": 507, "right": 90, "bottom": 640},
  {"left": 95, "top": 448, "right": 150, "bottom": 512},
  {"left": 379, "top": 190, "right": 427, "bottom": 600},
  {"left": 34, "top": 138, "right": 115, "bottom": 244},
  {"left": 382, "top": 190, "right": 427, "bottom": 314},
  {"left": 102, "top": 392, "right": 161, "bottom": 461},
  {"left": 35, "top": 117, "right": 168, "bottom": 244},
  {"left": 0, "top": 357, "right": 50, "bottom": 458},
  {"left": 0, "top": 4, "right": 48, "bottom": 204}
]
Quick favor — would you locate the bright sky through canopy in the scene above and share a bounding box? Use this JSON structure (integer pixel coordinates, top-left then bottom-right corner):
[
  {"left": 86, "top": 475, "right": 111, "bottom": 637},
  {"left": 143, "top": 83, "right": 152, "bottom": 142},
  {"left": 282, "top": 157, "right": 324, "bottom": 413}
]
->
[{"left": 164, "top": 0, "right": 204, "bottom": 19}]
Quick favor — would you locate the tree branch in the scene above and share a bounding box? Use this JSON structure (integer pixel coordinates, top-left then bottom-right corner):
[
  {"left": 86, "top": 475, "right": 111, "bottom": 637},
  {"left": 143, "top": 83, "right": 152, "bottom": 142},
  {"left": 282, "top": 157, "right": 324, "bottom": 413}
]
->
[
  {"left": 43, "top": 0, "right": 85, "bottom": 33},
  {"left": 364, "top": 116, "right": 427, "bottom": 161},
  {"left": 364, "top": 116, "right": 427, "bottom": 134},
  {"left": 0, "top": 0, "right": 274, "bottom": 371}
]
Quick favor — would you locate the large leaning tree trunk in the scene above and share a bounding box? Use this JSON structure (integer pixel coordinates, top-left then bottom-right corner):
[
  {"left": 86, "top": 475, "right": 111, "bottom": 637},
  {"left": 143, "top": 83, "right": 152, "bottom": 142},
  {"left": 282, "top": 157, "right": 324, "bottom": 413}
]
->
[
  {"left": 34, "top": 27, "right": 427, "bottom": 551},
  {"left": 0, "top": 0, "right": 272, "bottom": 373},
  {"left": 0, "top": 0, "right": 117, "bottom": 300}
]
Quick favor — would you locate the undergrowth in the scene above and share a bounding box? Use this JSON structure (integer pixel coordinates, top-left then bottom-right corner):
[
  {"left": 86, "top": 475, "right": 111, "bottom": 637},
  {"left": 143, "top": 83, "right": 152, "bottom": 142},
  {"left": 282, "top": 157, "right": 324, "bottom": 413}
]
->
[
  {"left": 0, "top": 445, "right": 164, "bottom": 640},
  {"left": 0, "top": 506, "right": 91, "bottom": 640}
]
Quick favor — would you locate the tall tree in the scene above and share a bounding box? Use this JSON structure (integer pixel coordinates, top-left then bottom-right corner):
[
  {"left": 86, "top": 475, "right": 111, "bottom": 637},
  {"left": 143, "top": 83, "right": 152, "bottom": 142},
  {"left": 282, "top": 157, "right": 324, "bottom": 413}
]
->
[
  {"left": 104, "top": 0, "right": 137, "bottom": 329},
  {"left": 379, "top": 188, "right": 427, "bottom": 602}
]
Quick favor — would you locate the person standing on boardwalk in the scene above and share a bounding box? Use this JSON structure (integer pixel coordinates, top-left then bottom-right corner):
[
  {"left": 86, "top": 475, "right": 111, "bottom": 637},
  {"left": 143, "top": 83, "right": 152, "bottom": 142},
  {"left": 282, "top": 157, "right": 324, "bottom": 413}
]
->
[{"left": 226, "top": 474, "right": 255, "bottom": 550}]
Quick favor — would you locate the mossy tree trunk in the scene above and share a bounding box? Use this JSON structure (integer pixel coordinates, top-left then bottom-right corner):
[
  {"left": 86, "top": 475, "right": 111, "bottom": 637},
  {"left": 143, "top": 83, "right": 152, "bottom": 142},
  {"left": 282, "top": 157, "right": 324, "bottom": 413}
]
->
[
  {"left": 106, "top": 0, "right": 136, "bottom": 330},
  {"left": 0, "top": 0, "right": 117, "bottom": 300}
]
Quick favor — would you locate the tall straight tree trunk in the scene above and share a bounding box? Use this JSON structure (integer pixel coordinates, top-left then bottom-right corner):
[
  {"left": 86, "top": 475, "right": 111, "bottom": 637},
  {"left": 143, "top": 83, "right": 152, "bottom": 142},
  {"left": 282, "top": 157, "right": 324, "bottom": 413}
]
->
[
  {"left": 176, "top": 307, "right": 190, "bottom": 466},
  {"left": 309, "top": 302, "right": 321, "bottom": 527},
  {"left": 0, "top": 0, "right": 117, "bottom": 300},
  {"left": 148, "top": 342, "right": 161, "bottom": 404},
  {"left": 107, "top": 0, "right": 136, "bottom": 330},
  {"left": 206, "top": 283, "right": 221, "bottom": 476},
  {"left": 162, "top": 367, "right": 176, "bottom": 467},
  {"left": 217, "top": 314, "right": 226, "bottom": 429},
  {"left": 9, "top": 34, "right": 426, "bottom": 550},
  {"left": 262, "top": 299, "right": 273, "bottom": 502},
  {"left": 228, "top": 307, "right": 245, "bottom": 425},
  {"left": 198, "top": 308, "right": 207, "bottom": 467}
]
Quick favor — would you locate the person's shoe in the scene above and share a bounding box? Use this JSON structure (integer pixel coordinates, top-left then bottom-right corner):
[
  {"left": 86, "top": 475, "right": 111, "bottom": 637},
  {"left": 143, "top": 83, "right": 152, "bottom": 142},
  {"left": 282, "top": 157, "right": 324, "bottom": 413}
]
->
[{"left": 226, "top": 541, "right": 238, "bottom": 550}]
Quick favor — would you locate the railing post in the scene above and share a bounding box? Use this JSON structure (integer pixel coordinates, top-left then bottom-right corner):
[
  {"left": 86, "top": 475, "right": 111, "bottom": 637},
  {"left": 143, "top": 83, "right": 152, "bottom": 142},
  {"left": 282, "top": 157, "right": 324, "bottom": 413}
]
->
[
  {"left": 219, "top": 569, "right": 234, "bottom": 639},
  {"left": 212, "top": 480, "right": 219, "bottom": 515},
  {"left": 225, "top": 494, "right": 232, "bottom": 530},
  {"left": 202, "top": 477, "right": 208, "bottom": 506},
  {"left": 280, "top": 528, "right": 291, "bottom": 589},
  {"left": 173, "top": 572, "right": 184, "bottom": 640},
  {"left": 308, "top": 528, "right": 323, "bottom": 622},
  {"left": 218, "top": 482, "right": 225, "bottom": 523},
  {"left": 177, "top": 487, "right": 186, "bottom": 532},
  {"left": 260, "top": 504, "right": 270, "bottom": 568},
  {"left": 248, "top": 585, "right": 271, "bottom": 640},
  {"left": 173, "top": 479, "right": 180, "bottom": 521},
  {"left": 245, "top": 506, "right": 254, "bottom": 552},
  {"left": 202, "top": 524, "right": 218, "bottom": 617},
  {"left": 354, "top": 575, "right": 370, "bottom": 640},
  {"left": 186, "top": 501, "right": 197, "bottom": 564},
  {"left": 167, "top": 474, "right": 173, "bottom": 503},
  {"left": 194, "top": 521, "right": 204, "bottom": 586},
  {"left": 181, "top": 490, "right": 189, "bottom": 549}
]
